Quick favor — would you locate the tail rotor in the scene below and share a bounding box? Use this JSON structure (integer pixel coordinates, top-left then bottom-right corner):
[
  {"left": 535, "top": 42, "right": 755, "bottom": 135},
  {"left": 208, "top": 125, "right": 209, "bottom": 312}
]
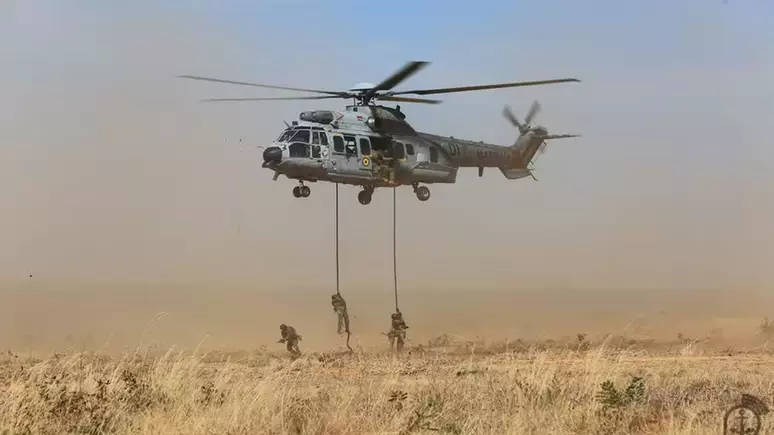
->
[
  {"left": 503, "top": 100, "right": 541, "bottom": 136},
  {"left": 501, "top": 100, "right": 580, "bottom": 180}
]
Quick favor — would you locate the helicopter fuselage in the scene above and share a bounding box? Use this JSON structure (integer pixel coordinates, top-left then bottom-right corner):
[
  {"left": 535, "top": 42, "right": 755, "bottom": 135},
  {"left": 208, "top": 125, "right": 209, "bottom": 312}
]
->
[{"left": 260, "top": 104, "right": 548, "bottom": 204}]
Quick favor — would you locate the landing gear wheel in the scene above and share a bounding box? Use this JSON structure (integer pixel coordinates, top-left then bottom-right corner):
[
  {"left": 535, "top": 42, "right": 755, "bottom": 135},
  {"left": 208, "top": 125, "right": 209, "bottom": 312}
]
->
[
  {"left": 358, "top": 189, "right": 373, "bottom": 205},
  {"left": 292, "top": 186, "right": 302, "bottom": 198},
  {"left": 300, "top": 186, "right": 311, "bottom": 198},
  {"left": 415, "top": 186, "right": 430, "bottom": 202}
]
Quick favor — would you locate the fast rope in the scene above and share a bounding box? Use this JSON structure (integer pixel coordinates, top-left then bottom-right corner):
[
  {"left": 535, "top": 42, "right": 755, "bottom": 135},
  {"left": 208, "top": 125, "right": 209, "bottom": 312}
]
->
[
  {"left": 335, "top": 182, "right": 340, "bottom": 296},
  {"left": 392, "top": 187, "right": 400, "bottom": 312},
  {"left": 334, "top": 183, "right": 353, "bottom": 352}
]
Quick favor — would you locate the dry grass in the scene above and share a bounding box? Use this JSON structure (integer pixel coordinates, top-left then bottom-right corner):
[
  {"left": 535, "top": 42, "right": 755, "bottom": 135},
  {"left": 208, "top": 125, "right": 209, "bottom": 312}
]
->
[{"left": 2, "top": 337, "right": 774, "bottom": 435}]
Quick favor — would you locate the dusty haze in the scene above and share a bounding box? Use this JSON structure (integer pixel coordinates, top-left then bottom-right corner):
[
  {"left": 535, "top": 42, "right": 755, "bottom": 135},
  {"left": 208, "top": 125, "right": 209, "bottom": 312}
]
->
[{"left": 3, "top": 2, "right": 774, "bottom": 353}]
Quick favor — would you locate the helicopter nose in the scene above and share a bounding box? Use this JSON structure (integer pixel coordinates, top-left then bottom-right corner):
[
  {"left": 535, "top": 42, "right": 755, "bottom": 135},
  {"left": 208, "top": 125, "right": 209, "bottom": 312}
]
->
[{"left": 263, "top": 146, "right": 282, "bottom": 163}]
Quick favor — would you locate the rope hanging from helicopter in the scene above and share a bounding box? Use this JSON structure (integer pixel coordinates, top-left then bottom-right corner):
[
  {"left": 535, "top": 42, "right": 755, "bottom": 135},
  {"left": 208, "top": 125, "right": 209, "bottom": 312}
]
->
[
  {"left": 392, "top": 187, "right": 400, "bottom": 313},
  {"left": 334, "top": 183, "right": 353, "bottom": 352}
]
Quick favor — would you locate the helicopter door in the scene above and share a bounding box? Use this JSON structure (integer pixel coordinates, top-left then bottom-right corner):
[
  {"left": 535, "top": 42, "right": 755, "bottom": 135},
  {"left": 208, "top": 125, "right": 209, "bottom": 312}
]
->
[{"left": 393, "top": 141, "right": 406, "bottom": 161}]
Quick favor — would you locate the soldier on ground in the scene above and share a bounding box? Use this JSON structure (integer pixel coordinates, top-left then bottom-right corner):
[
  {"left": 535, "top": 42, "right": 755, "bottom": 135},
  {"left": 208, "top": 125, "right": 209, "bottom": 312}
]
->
[
  {"left": 387, "top": 310, "right": 409, "bottom": 352},
  {"left": 277, "top": 324, "right": 302, "bottom": 357},
  {"left": 331, "top": 294, "right": 350, "bottom": 335}
]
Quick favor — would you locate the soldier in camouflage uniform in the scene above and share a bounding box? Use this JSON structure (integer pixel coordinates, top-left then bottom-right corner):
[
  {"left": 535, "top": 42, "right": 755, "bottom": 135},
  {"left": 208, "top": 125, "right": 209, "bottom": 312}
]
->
[
  {"left": 277, "top": 324, "right": 302, "bottom": 357},
  {"left": 331, "top": 294, "right": 350, "bottom": 335},
  {"left": 387, "top": 310, "right": 409, "bottom": 352}
]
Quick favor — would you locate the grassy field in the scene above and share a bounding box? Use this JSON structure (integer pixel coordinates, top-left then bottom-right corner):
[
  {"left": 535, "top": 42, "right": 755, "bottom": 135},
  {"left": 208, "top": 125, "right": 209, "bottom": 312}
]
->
[{"left": 2, "top": 337, "right": 773, "bottom": 435}]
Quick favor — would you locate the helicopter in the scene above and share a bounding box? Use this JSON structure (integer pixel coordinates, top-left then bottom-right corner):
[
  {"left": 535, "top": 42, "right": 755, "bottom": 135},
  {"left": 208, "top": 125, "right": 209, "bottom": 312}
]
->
[{"left": 178, "top": 61, "right": 580, "bottom": 205}]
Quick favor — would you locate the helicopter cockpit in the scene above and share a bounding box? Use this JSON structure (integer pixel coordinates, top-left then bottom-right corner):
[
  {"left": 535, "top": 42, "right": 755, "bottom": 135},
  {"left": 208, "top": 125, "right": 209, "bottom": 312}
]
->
[{"left": 270, "top": 125, "right": 329, "bottom": 160}]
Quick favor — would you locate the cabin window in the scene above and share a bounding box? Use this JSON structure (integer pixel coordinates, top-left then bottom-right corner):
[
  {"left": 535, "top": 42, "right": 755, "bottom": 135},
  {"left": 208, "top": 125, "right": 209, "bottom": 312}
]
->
[
  {"left": 319, "top": 132, "right": 329, "bottom": 146},
  {"left": 370, "top": 136, "right": 390, "bottom": 151},
  {"left": 359, "top": 138, "right": 371, "bottom": 156},
  {"left": 289, "top": 129, "right": 310, "bottom": 143},
  {"left": 312, "top": 132, "right": 320, "bottom": 145},
  {"left": 429, "top": 146, "right": 438, "bottom": 163},
  {"left": 393, "top": 142, "right": 405, "bottom": 160},
  {"left": 405, "top": 143, "right": 415, "bottom": 155},
  {"left": 311, "top": 145, "right": 321, "bottom": 158},
  {"left": 289, "top": 143, "right": 309, "bottom": 158},
  {"left": 333, "top": 135, "right": 345, "bottom": 153},
  {"left": 344, "top": 135, "right": 357, "bottom": 157}
]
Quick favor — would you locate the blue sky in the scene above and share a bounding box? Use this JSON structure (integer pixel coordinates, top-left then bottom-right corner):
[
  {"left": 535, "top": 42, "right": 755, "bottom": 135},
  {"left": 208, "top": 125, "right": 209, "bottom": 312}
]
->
[{"left": 3, "top": 1, "right": 773, "bottom": 292}]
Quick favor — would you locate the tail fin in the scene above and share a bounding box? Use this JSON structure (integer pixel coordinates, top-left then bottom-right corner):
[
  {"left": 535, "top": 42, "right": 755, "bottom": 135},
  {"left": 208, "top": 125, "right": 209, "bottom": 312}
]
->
[
  {"left": 502, "top": 101, "right": 543, "bottom": 169},
  {"left": 501, "top": 101, "right": 579, "bottom": 180}
]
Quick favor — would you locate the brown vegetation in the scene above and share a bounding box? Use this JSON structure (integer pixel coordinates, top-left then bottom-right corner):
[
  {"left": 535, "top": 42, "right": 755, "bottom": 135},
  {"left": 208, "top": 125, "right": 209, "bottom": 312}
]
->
[{"left": 2, "top": 337, "right": 773, "bottom": 434}]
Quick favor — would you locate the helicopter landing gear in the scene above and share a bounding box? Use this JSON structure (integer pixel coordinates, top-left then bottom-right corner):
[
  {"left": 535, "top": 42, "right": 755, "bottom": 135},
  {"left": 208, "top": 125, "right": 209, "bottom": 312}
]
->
[
  {"left": 358, "top": 187, "right": 374, "bottom": 205},
  {"left": 413, "top": 183, "right": 430, "bottom": 202},
  {"left": 293, "top": 183, "right": 311, "bottom": 199}
]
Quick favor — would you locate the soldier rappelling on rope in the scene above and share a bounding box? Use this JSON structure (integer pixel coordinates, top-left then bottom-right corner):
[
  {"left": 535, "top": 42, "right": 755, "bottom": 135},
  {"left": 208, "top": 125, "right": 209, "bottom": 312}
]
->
[
  {"left": 331, "top": 293, "right": 350, "bottom": 335},
  {"left": 387, "top": 310, "right": 409, "bottom": 352}
]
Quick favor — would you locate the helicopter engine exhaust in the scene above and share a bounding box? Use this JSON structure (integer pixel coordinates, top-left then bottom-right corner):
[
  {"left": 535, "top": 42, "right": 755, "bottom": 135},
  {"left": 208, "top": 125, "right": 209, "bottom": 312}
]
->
[
  {"left": 365, "top": 117, "right": 382, "bottom": 131},
  {"left": 299, "top": 110, "right": 334, "bottom": 124}
]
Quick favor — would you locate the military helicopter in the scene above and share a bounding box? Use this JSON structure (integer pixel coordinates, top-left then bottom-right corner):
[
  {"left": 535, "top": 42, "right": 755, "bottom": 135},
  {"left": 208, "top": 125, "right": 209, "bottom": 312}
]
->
[{"left": 178, "top": 61, "right": 580, "bottom": 205}]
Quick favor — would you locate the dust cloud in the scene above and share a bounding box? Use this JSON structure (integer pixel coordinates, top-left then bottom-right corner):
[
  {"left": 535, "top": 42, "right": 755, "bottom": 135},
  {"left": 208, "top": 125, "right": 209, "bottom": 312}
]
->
[
  {"left": 3, "top": 3, "right": 774, "bottom": 354},
  {"left": 2, "top": 284, "right": 774, "bottom": 354}
]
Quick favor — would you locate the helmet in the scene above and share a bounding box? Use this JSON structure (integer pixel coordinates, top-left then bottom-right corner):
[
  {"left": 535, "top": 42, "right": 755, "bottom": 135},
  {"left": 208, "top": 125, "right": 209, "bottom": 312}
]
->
[
  {"left": 280, "top": 324, "right": 287, "bottom": 330},
  {"left": 391, "top": 313, "right": 399, "bottom": 319}
]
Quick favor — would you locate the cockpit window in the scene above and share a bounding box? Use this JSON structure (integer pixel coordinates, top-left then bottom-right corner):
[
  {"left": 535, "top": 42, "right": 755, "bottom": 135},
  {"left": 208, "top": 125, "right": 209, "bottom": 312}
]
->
[
  {"left": 289, "top": 143, "right": 309, "bottom": 158},
  {"left": 289, "top": 129, "right": 310, "bottom": 143},
  {"left": 276, "top": 129, "right": 292, "bottom": 142}
]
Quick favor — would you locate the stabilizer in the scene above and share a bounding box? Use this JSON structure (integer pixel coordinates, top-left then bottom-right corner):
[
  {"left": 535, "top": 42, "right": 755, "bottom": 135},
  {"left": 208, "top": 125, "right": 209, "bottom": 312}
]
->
[{"left": 499, "top": 167, "right": 537, "bottom": 181}]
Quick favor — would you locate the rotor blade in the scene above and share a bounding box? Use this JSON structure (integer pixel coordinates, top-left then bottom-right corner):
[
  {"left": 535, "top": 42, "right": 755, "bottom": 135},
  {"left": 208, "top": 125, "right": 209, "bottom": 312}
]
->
[
  {"left": 391, "top": 78, "right": 580, "bottom": 96},
  {"left": 177, "top": 75, "right": 349, "bottom": 97},
  {"left": 539, "top": 134, "right": 581, "bottom": 140},
  {"left": 503, "top": 105, "right": 522, "bottom": 128},
  {"left": 363, "top": 61, "right": 430, "bottom": 98},
  {"left": 200, "top": 96, "right": 343, "bottom": 102},
  {"left": 379, "top": 95, "right": 441, "bottom": 104},
  {"left": 524, "top": 100, "right": 540, "bottom": 125}
]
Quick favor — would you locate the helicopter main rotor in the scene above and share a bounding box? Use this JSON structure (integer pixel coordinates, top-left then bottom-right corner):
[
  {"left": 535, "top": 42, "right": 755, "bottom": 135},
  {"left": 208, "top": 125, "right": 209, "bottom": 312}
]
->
[{"left": 178, "top": 61, "right": 580, "bottom": 106}]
